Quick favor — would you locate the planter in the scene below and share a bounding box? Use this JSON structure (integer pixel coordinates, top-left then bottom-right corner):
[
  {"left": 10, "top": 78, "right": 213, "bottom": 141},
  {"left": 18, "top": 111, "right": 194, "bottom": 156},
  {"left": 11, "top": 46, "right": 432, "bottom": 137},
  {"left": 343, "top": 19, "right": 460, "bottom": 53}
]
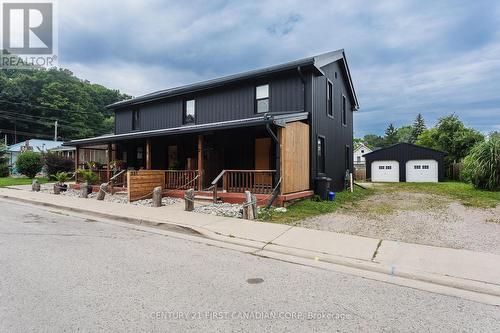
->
[{"left": 53, "top": 183, "right": 61, "bottom": 195}]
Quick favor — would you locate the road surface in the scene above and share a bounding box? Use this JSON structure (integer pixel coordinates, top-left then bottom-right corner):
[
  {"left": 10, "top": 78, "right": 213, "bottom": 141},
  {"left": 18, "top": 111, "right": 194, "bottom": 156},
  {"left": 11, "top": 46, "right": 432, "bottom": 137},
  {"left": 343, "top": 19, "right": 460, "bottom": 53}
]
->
[{"left": 0, "top": 200, "right": 498, "bottom": 332}]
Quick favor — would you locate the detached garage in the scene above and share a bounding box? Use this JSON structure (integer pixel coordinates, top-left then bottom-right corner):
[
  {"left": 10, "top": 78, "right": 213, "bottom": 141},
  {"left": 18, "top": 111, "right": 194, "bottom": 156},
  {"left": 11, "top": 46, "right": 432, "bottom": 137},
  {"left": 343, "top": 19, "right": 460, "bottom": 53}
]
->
[{"left": 364, "top": 143, "right": 447, "bottom": 183}]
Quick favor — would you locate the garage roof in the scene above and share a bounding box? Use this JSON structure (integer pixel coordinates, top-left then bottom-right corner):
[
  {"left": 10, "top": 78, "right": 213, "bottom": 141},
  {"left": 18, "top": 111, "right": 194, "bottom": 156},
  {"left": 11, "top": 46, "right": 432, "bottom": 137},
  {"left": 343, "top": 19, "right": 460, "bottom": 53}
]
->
[{"left": 363, "top": 143, "right": 447, "bottom": 158}]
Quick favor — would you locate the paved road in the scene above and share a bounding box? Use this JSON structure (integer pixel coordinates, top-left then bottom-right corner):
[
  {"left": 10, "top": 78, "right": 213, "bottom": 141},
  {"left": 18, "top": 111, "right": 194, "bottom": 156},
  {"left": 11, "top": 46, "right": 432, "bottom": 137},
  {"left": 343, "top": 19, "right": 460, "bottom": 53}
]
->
[{"left": 0, "top": 200, "right": 499, "bottom": 332}]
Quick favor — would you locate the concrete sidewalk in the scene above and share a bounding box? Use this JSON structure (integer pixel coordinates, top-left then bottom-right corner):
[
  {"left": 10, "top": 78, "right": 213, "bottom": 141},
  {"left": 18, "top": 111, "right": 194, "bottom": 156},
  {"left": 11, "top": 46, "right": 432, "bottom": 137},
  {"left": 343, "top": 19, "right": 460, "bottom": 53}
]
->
[{"left": 1, "top": 187, "right": 499, "bottom": 300}]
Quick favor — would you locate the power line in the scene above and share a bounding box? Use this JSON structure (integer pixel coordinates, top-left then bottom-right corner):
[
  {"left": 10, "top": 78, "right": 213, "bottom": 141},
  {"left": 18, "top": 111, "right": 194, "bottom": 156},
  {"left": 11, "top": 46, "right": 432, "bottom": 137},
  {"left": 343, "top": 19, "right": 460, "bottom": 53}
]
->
[
  {"left": 0, "top": 128, "right": 60, "bottom": 140},
  {"left": 0, "top": 98, "right": 115, "bottom": 116}
]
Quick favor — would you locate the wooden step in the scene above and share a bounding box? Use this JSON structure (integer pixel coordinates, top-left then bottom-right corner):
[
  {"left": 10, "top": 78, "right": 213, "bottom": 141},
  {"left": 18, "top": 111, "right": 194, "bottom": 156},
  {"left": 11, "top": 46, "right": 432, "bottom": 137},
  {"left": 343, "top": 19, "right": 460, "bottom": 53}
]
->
[{"left": 193, "top": 195, "right": 220, "bottom": 202}]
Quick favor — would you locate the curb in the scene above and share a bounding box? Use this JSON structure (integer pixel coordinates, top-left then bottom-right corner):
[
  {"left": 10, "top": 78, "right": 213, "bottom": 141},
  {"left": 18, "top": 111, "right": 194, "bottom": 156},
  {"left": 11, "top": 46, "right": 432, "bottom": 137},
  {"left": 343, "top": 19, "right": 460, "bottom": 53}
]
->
[{"left": 1, "top": 193, "right": 499, "bottom": 301}]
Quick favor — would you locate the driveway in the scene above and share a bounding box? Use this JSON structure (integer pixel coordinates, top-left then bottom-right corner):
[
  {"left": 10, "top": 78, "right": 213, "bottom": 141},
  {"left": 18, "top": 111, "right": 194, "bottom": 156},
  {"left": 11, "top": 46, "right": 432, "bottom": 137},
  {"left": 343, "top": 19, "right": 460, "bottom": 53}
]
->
[
  {"left": 1, "top": 200, "right": 499, "bottom": 332},
  {"left": 299, "top": 186, "right": 500, "bottom": 254}
]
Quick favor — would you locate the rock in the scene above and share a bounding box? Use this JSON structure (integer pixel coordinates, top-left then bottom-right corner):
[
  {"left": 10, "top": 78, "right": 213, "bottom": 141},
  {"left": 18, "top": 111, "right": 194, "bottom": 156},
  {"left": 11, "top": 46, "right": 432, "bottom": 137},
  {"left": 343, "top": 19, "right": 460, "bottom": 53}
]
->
[{"left": 274, "top": 207, "right": 287, "bottom": 213}]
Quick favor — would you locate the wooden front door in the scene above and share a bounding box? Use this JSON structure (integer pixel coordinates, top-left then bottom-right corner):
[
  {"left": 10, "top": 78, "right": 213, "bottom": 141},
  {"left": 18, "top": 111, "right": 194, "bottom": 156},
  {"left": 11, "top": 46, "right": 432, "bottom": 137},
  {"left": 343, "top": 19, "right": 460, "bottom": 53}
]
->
[{"left": 255, "top": 138, "right": 272, "bottom": 185}]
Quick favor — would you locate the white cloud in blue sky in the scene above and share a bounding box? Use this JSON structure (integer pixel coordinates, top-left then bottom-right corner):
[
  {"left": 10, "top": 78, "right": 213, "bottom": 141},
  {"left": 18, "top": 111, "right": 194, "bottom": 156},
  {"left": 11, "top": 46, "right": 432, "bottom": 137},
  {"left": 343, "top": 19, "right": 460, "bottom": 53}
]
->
[{"left": 59, "top": 0, "right": 500, "bottom": 136}]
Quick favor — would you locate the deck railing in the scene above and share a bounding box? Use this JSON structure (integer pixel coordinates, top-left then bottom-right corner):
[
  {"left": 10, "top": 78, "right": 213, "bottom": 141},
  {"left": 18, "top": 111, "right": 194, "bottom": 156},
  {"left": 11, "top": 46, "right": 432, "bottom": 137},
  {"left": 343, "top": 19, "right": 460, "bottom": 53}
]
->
[
  {"left": 165, "top": 170, "right": 199, "bottom": 190},
  {"left": 210, "top": 169, "right": 276, "bottom": 202}
]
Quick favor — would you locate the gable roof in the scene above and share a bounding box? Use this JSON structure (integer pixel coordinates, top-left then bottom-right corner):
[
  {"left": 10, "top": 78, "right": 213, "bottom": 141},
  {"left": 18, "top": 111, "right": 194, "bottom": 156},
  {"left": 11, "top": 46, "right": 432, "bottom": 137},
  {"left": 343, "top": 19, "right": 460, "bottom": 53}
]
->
[
  {"left": 108, "top": 49, "right": 359, "bottom": 110},
  {"left": 8, "top": 139, "right": 63, "bottom": 153},
  {"left": 363, "top": 142, "right": 447, "bottom": 157}
]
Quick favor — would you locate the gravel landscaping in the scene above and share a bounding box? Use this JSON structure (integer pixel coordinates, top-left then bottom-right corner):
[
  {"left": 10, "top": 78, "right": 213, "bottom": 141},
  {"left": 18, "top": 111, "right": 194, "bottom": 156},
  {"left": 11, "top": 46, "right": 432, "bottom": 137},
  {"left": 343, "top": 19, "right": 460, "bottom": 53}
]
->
[
  {"left": 299, "top": 190, "right": 500, "bottom": 254},
  {"left": 194, "top": 203, "right": 243, "bottom": 218},
  {"left": 40, "top": 188, "right": 181, "bottom": 207}
]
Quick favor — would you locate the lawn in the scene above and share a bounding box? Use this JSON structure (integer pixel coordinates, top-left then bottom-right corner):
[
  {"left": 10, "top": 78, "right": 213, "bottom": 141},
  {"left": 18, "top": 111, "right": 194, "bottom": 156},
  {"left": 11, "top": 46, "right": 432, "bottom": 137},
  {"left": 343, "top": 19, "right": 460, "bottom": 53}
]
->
[
  {"left": 259, "top": 187, "right": 375, "bottom": 224},
  {"left": 0, "top": 177, "right": 49, "bottom": 188}
]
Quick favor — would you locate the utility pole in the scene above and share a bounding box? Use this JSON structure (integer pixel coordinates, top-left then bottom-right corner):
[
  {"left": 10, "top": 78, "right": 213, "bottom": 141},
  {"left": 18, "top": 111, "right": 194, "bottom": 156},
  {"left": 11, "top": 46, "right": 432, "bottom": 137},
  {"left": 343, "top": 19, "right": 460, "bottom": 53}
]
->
[{"left": 54, "top": 120, "right": 58, "bottom": 141}]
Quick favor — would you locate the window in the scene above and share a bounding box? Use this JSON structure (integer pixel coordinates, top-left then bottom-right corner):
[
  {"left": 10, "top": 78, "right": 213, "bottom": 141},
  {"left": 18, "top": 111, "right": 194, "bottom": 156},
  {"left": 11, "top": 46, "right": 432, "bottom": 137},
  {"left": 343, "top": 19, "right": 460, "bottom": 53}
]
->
[
  {"left": 327, "top": 81, "right": 333, "bottom": 118},
  {"left": 342, "top": 95, "right": 347, "bottom": 126},
  {"left": 317, "top": 136, "right": 325, "bottom": 174},
  {"left": 132, "top": 109, "right": 140, "bottom": 130},
  {"left": 184, "top": 99, "right": 196, "bottom": 124},
  {"left": 361, "top": 149, "right": 364, "bottom": 153},
  {"left": 357, "top": 156, "right": 361, "bottom": 162},
  {"left": 386, "top": 166, "right": 392, "bottom": 170},
  {"left": 256, "top": 84, "right": 269, "bottom": 113},
  {"left": 422, "top": 165, "right": 429, "bottom": 169},
  {"left": 379, "top": 166, "right": 384, "bottom": 170},
  {"left": 414, "top": 165, "right": 421, "bottom": 169}
]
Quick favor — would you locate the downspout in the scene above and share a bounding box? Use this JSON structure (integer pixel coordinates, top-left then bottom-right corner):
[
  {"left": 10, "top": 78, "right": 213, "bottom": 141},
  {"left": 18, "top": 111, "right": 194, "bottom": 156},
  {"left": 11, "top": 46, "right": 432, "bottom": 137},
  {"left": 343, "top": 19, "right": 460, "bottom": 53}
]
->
[{"left": 265, "top": 115, "right": 280, "bottom": 208}]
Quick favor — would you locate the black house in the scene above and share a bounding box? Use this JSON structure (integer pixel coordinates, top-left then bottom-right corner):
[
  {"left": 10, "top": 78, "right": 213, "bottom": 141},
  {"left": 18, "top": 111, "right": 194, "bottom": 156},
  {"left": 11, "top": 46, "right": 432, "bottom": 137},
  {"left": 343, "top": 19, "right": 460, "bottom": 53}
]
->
[
  {"left": 364, "top": 143, "right": 447, "bottom": 183},
  {"left": 65, "top": 49, "right": 359, "bottom": 204}
]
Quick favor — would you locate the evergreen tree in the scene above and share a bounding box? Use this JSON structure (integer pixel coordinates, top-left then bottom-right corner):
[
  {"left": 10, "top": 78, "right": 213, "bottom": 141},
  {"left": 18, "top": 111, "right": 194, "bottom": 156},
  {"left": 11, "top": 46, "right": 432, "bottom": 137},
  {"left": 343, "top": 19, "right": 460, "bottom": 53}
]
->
[
  {"left": 384, "top": 123, "right": 398, "bottom": 146},
  {"left": 0, "top": 142, "right": 10, "bottom": 177},
  {"left": 410, "top": 113, "right": 426, "bottom": 143}
]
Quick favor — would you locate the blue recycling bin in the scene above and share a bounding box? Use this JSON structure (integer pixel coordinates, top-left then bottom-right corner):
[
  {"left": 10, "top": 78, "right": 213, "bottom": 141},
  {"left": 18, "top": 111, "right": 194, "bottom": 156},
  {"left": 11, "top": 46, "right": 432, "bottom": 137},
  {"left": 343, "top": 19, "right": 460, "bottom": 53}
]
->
[{"left": 328, "top": 191, "right": 335, "bottom": 201}]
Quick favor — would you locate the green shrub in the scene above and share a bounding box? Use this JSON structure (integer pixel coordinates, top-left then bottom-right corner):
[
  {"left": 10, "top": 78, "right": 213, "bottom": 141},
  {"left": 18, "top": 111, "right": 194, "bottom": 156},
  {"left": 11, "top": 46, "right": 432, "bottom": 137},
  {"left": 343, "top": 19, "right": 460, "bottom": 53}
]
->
[
  {"left": 43, "top": 152, "right": 74, "bottom": 179},
  {"left": 0, "top": 142, "right": 8, "bottom": 177},
  {"left": 461, "top": 137, "right": 500, "bottom": 191},
  {"left": 53, "top": 171, "right": 70, "bottom": 184},
  {"left": 16, "top": 151, "right": 43, "bottom": 179},
  {"left": 77, "top": 169, "right": 99, "bottom": 184}
]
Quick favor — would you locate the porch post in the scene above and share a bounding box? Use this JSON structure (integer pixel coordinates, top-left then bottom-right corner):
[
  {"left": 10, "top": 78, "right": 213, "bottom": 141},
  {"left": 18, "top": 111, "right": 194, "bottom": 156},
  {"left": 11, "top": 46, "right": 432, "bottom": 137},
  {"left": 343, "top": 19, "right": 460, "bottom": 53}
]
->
[
  {"left": 197, "top": 134, "right": 203, "bottom": 191},
  {"left": 75, "top": 146, "right": 80, "bottom": 183},
  {"left": 106, "top": 143, "right": 112, "bottom": 182},
  {"left": 146, "top": 139, "right": 152, "bottom": 170}
]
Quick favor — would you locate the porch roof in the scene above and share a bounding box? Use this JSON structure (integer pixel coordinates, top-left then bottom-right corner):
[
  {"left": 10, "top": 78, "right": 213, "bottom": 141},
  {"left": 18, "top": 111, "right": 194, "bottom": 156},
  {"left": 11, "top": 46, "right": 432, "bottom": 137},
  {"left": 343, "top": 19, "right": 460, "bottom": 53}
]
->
[{"left": 63, "top": 112, "right": 309, "bottom": 146}]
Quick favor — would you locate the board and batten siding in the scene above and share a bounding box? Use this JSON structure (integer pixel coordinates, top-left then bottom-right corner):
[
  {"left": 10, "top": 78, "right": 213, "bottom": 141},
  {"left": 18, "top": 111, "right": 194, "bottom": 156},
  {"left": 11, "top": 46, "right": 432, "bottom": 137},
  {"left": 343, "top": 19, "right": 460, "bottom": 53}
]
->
[
  {"left": 115, "top": 72, "right": 304, "bottom": 135},
  {"left": 279, "top": 121, "right": 310, "bottom": 194},
  {"left": 309, "top": 61, "right": 354, "bottom": 191}
]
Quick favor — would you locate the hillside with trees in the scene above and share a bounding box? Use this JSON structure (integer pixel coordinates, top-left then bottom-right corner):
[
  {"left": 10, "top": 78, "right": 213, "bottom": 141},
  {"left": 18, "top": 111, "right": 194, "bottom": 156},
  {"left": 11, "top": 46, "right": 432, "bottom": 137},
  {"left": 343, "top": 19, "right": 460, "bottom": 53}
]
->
[{"left": 0, "top": 66, "right": 131, "bottom": 143}]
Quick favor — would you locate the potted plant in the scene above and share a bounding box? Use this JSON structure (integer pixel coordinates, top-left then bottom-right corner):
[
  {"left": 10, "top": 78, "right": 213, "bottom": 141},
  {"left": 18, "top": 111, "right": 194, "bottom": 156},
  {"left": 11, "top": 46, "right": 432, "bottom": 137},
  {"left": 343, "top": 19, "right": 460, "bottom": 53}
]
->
[
  {"left": 86, "top": 161, "right": 98, "bottom": 171},
  {"left": 77, "top": 169, "right": 99, "bottom": 194},
  {"left": 52, "top": 171, "right": 69, "bottom": 194},
  {"left": 109, "top": 160, "right": 125, "bottom": 171}
]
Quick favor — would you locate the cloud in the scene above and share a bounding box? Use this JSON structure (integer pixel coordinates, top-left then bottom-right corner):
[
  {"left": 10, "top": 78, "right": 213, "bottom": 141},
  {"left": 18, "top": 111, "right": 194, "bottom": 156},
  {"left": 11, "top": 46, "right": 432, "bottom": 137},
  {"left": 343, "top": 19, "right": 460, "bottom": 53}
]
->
[{"left": 58, "top": 0, "right": 500, "bottom": 136}]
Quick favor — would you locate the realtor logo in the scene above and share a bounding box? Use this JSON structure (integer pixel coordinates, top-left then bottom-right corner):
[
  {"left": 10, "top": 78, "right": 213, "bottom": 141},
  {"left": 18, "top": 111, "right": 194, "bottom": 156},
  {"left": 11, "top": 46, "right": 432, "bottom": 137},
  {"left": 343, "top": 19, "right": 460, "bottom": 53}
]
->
[{"left": 1, "top": 0, "right": 57, "bottom": 68}]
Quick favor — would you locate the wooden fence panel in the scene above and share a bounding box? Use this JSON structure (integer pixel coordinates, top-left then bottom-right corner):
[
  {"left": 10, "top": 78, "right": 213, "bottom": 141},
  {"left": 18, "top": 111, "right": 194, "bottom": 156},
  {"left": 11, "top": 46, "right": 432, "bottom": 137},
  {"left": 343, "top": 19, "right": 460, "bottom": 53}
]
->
[
  {"left": 279, "top": 122, "right": 310, "bottom": 194},
  {"left": 127, "top": 170, "right": 165, "bottom": 202}
]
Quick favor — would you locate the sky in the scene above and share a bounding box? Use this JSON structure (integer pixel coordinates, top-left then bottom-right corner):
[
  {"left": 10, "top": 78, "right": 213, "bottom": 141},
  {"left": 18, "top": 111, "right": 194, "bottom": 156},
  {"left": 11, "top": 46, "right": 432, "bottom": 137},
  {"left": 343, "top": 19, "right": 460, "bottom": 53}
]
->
[{"left": 58, "top": 0, "right": 500, "bottom": 137}]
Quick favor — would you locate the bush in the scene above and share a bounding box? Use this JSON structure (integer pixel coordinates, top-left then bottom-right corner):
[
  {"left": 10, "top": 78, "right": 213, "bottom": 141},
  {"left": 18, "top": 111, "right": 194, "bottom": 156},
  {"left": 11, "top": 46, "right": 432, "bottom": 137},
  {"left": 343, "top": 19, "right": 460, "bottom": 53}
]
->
[
  {"left": 461, "top": 137, "right": 500, "bottom": 191},
  {"left": 16, "top": 151, "right": 43, "bottom": 179},
  {"left": 43, "top": 152, "right": 74, "bottom": 179},
  {"left": 77, "top": 169, "right": 99, "bottom": 184},
  {"left": 53, "top": 171, "right": 70, "bottom": 184},
  {"left": 0, "top": 143, "right": 9, "bottom": 177}
]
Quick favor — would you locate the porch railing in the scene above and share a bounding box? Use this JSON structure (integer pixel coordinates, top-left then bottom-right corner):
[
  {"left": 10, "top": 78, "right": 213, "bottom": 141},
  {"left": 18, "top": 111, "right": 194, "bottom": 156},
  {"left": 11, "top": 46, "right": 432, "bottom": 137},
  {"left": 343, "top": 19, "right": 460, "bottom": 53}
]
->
[
  {"left": 211, "top": 169, "right": 276, "bottom": 203},
  {"left": 165, "top": 170, "right": 199, "bottom": 190}
]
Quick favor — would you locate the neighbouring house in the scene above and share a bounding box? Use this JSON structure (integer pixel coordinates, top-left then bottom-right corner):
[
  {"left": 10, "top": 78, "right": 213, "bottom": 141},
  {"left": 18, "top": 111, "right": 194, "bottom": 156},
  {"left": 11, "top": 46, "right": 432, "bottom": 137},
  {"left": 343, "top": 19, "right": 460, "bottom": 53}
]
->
[
  {"left": 7, "top": 139, "right": 63, "bottom": 172},
  {"left": 64, "top": 49, "right": 359, "bottom": 205},
  {"left": 354, "top": 143, "right": 372, "bottom": 166},
  {"left": 364, "top": 143, "right": 447, "bottom": 183}
]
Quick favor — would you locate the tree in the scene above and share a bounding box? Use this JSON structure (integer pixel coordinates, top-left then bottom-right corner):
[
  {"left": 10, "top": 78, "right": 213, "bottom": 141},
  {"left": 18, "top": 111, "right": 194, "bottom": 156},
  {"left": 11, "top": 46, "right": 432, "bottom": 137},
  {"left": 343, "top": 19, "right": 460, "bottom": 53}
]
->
[
  {"left": 361, "top": 134, "right": 385, "bottom": 148},
  {"left": 410, "top": 113, "right": 426, "bottom": 143},
  {"left": 461, "top": 137, "right": 500, "bottom": 191},
  {"left": 396, "top": 125, "right": 413, "bottom": 143},
  {"left": 0, "top": 65, "right": 130, "bottom": 142},
  {"left": 384, "top": 123, "right": 398, "bottom": 146},
  {"left": 16, "top": 151, "right": 43, "bottom": 179},
  {"left": 0, "top": 142, "right": 9, "bottom": 177},
  {"left": 43, "top": 152, "right": 74, "bottom": 179},
  {"left": 490, "top": 131, "right": 500, "bottom": 140},
  {"left": 416, "top": 114, "right": 484, "bottom": 164}
]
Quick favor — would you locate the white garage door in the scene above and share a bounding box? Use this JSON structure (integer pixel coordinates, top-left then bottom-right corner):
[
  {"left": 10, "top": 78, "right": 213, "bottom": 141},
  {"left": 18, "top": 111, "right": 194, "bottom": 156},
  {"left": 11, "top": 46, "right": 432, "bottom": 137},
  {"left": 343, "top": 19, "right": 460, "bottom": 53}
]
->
[
  {"left": 406, "top": 160, "right": 438, "bottom": 182},
  {"left": 371, "top": 161, "right": 400, "bottom": 182}
]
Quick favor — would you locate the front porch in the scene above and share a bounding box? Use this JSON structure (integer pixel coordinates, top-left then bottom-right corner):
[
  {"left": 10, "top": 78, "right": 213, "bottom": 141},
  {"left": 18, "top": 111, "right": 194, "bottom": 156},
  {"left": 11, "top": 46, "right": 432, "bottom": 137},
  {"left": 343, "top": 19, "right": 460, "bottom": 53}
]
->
[{"left": 71, "top": 118, "right": 313, "bottom": 206}]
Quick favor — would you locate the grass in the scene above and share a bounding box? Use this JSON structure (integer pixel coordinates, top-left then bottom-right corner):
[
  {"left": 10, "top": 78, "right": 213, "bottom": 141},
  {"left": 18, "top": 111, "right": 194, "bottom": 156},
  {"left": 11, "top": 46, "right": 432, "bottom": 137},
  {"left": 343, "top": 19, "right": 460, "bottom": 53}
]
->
[
  {"left": 381, "top": 181, "right": 500, "bottom": 208},
  {"left": 259, "top": 187, "right": 375, "bottom": 224},
  {"left": 259, "top": 181, "right": 500, "bottom": 225},
  {"left": 0, "top": 177, "right": 49, "bottom": 188}
]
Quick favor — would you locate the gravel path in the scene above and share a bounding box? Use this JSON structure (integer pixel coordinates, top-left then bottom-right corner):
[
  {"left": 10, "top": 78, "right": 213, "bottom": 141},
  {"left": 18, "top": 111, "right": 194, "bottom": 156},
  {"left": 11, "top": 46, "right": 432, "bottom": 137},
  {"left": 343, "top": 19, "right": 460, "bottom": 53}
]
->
[{"left": 299, "top": 191, "right": 500, "bottom": 254}]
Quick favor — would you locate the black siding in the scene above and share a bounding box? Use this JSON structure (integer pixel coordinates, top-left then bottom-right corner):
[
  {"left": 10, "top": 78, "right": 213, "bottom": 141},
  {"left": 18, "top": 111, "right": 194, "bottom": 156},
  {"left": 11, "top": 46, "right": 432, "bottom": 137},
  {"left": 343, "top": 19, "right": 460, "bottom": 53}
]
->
[
  {"left": 309, "top": 61, "right": 354, "bottom": 192},
  {"left": 364, "top": 143, "right": 446, "bottom": 182},
  {"left": 115, "top": 72, "right": 304, "bottom": 134}
]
